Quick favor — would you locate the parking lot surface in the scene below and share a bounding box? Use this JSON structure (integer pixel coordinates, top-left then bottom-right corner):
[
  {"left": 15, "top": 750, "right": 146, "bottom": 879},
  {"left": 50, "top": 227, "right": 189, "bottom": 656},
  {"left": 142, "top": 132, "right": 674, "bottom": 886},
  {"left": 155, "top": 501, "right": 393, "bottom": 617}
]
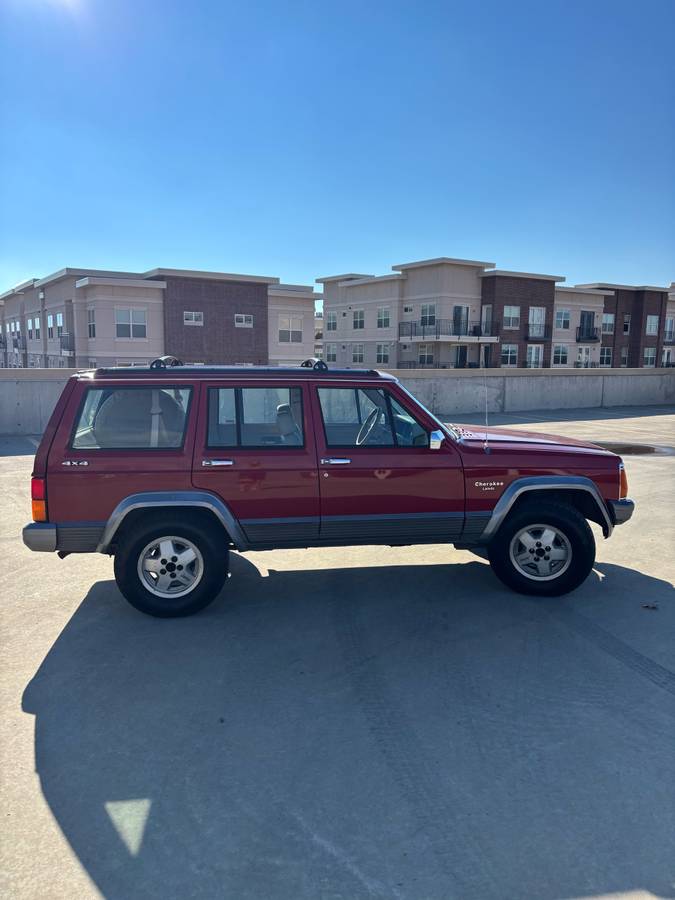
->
[{"left": 1, "top": 406, "right": 674, "bottom": 900}]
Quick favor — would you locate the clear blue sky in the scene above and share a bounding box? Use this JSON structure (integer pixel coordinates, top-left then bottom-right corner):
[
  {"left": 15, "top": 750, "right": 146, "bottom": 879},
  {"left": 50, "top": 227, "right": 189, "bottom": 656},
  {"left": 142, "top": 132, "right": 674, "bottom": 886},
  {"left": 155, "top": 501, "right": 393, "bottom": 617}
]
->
[{"left": 1, "top": 0, "right": 673, "bottom": 295}]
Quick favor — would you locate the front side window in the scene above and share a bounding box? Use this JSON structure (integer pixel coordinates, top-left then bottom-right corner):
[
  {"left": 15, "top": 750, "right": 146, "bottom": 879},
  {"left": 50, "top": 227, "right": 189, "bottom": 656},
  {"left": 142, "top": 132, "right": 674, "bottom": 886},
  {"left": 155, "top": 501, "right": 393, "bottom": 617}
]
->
[
  {"left": 207, "top": 386, "right": 304, "bottom": 448},
  {"left": 376, "top": 343, "right": 389, "bottom": 364},
  {"left": 279, "top": 315, "right": 302, "bottom": 343},
  {"left": 553, "top": 344, "right": 568, "bottom": 365},
  {"left": 377, "top": 307, "right": 390, "bottom": 328},
  {"left": 420, "top": 304, "right": 436, "bottom": 327},
  {"left": 645, "top": 315, "right": 659, "bottom": 336},
  {"left": 324, "top": 342, "right": 337, "bottom": 363},
  {"left": 504, "top": 305, "right": 520, "bottom": 329},
  {"left": 501, "top": 343, "right": 517, "bottom": 366},
  {"left": 555, "top": 309, "right": 570, "bottom": 330},
  {"left": 72, "top": 386, "right": 192, "bottom": 449},
  {"left": 602, "top": 312, "right": 615, "bottom": 334},
  {"left": 643, "top": 347, "right": 656, "bottom": 367},
  {"left": 352, "top": 343, "right": 364, "bottom": 363},
  {"left": 318, "top": 387, "right": 428, "bottom": 448},
  {"left": 353, "top": 310, "right": 364, "bottom": 330},
  {"left": 235, "top": 313, "right": 254, "bottom": 328},
  {"left": 599, "top": 347, "right": 612, "bottom": 367},
  {"left": 184, "top": 311, "right": 204, "bottom": 326},
  {"left": 88, "top": 308, "right": 96, "bottom": 338},
  {"left": 325, "top": 311, "right": 337, "bottom": 331}
]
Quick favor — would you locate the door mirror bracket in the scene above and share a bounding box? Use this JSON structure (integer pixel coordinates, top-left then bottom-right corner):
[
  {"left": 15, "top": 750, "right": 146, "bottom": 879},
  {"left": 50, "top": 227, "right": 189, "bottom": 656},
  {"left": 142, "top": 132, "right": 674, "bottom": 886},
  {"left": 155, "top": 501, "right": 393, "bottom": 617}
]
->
[{"left": 429, "top": 429, "right": 444, "bottom": 450}]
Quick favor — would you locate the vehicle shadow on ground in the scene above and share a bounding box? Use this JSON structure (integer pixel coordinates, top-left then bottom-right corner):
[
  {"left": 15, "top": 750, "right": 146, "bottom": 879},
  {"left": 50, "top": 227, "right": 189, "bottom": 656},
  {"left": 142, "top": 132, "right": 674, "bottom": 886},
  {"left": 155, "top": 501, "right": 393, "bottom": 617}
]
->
[{"left": 22, "top": 557, "right": 675, "bottom": 900}]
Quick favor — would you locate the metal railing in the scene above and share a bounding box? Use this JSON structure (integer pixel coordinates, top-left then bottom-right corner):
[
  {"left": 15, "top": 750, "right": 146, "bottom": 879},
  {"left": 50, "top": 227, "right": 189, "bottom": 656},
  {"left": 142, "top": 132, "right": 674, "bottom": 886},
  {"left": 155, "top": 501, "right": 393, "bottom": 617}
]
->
[
  {"left": 398, "top": 319, "right": 500, "bottom": 339},
  {"left": 576, "top": 326, "right": 600, "bottom": 342}
]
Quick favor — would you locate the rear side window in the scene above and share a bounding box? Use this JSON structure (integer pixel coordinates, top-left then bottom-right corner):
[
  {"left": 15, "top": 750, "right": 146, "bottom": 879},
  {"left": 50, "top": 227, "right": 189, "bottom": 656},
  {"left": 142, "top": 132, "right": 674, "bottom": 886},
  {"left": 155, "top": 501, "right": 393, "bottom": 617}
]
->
[
  {"left": 208, "top": 386, "right": 304, "bottom": 447},
  {"left": 72, "top": 387, "right": 192, "bottom": 449}
]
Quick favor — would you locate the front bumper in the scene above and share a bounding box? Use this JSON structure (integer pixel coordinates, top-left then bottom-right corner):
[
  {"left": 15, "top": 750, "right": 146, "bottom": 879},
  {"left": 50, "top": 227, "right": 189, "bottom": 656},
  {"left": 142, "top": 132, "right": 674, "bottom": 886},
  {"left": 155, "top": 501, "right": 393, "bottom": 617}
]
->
[
  {"left": 23, "top": 523, "right": 57, "bottom": 552},
  {"left": 608, "top": 498, "right": 635, "bottom": 526}
]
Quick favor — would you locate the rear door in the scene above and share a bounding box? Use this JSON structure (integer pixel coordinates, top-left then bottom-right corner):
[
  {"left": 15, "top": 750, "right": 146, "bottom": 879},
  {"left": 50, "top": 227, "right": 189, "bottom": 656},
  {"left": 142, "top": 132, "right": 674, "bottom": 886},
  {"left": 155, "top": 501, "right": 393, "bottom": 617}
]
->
[
  {"left": 192, "top": 380, "right": 320, "bottom": 547},
  {"left": 311, "top": 381, "right": 464, "bottom": 543}
]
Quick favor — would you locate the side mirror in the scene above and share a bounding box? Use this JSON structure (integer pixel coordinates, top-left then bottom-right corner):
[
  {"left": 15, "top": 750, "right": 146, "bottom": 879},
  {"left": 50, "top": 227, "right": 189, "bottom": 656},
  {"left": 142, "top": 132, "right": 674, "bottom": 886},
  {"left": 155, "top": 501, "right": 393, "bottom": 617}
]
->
[{"left": 429, "top": 429, "right": 444, "bottom": 450}]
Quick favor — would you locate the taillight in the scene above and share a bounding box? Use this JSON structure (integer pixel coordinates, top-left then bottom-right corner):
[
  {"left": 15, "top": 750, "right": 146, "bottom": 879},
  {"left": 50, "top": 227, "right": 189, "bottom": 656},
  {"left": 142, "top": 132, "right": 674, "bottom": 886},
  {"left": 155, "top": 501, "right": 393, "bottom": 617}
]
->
[
  {"left": 619, "top": 462, "right": 628, "bottom": 499},
  {"left": 31, "top": 477, "right": 47, "bottom": 522}
]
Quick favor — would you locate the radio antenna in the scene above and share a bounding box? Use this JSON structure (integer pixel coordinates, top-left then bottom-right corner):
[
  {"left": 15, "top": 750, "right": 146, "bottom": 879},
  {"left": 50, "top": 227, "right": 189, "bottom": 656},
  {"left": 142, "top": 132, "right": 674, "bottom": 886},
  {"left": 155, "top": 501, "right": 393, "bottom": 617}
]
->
[{"left": 483, "top": 354, "right": 491, "bottom": 454}]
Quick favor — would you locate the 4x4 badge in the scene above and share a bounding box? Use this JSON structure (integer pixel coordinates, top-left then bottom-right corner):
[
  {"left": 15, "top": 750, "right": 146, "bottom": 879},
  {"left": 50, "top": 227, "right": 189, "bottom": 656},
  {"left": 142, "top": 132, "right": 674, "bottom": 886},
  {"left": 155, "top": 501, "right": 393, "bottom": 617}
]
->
[{"left": 62, "top": 460, "right": 89, "bottom": 466}]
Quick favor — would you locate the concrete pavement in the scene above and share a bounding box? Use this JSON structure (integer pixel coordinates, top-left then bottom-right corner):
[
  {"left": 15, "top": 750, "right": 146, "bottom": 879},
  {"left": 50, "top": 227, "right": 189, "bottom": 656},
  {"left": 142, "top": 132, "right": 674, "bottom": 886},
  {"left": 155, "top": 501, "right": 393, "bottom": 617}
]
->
[{"left": 1, "top": 407, "right": 674, "bottom": 900}]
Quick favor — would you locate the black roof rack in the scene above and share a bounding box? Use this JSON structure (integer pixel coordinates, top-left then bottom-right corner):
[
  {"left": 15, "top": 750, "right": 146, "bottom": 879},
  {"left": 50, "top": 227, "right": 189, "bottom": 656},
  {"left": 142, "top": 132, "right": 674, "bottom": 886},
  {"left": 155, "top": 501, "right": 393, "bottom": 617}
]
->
[{"left": 91, "top": 358, "right": 390, "bottom": 380}]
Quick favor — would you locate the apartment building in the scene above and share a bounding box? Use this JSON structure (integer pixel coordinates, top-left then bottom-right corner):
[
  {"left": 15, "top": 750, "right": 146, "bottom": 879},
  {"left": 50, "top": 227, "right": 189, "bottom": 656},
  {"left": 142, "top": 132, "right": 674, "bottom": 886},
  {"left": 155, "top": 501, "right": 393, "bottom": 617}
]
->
[
  {"left": 318, "top": 258, "right": 673, "bottom": 369},
  {"left": 0, "top": 267, "right": 320, "bottom": 368}
]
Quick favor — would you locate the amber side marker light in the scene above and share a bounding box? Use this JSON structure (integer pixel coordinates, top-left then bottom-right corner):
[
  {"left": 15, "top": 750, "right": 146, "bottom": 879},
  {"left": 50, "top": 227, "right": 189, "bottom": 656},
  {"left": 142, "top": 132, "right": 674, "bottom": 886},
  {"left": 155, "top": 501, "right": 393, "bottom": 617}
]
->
[
  {"left": 619, "top": 461, "right": 628, "bottom": 499},
  {"left": 31, "top": 477, "right": 47, "bottom": 522}
]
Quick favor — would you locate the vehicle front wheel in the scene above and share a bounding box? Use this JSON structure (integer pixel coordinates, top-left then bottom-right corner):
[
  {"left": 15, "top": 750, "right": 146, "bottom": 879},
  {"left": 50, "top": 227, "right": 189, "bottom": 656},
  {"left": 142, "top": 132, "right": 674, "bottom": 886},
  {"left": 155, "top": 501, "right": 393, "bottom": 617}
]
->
[
  {"left": 113, "top": 516, "right": 229, "bottom": 617},
  {"left": 487, "top": 500, "right": 595, "bottom": 597}
]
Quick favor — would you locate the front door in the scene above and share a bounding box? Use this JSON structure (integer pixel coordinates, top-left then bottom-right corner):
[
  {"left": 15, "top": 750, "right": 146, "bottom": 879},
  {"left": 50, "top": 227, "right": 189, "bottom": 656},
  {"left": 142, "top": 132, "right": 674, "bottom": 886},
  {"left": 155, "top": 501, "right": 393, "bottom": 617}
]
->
[
  {"left": 312, "top": 382, "right": 464, "bottom": 543},
  {"left": 192, "top": 380, "right": 320, "bottom": 546},
  {"left": 526, "top": 344, "right": 543, "bottom": 368}
]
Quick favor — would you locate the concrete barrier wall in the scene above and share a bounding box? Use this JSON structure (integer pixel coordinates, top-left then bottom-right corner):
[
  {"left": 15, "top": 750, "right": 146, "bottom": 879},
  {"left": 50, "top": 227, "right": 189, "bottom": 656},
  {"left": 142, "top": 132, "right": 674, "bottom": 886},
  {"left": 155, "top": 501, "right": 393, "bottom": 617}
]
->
[{"left": 0, "top": 368, "right": 674, "bottom": 434}]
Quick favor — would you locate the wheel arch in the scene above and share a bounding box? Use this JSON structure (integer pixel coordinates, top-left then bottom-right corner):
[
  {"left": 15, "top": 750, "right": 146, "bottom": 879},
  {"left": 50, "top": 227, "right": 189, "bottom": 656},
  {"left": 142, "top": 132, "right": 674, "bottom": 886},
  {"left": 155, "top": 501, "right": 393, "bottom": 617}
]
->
[
  {"left": 480, "top": 476, "right": 613, "bottom": 542},
  {"left": 97, "top": 491, "right": 248, "bottom": 553}
]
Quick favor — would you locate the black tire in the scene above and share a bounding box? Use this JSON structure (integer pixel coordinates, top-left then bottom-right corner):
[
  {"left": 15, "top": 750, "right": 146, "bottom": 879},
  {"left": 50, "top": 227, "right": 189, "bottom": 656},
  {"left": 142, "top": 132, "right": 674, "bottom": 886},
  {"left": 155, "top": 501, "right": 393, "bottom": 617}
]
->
[
  {"left": 487, "top": 500, "right": 595, "bottom": 597},
  {"left": 113, "top": 515, "right": 229, "bottom": 617}
]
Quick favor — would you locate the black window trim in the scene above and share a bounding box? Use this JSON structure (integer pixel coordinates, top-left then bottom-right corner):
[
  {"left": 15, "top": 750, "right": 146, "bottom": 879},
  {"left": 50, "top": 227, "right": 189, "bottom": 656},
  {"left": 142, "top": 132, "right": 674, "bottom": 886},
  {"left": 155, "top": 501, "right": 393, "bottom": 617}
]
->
[
  {"left": 206, "top": 385, "right": 306, "bottom": 450},
  {"left": 69, "top": 383, "right": 194, "bottom": 452},
  {"left": 316, "top": 386, "right": 430, "bottom": 450}
]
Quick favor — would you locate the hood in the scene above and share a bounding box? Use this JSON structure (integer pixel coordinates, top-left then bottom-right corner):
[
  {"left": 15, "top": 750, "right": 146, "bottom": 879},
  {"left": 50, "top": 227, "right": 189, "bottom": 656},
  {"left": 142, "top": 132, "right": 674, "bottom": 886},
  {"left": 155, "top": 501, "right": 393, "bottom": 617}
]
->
[{"left": 450, "top": 424, "right": 612, "bottom": 454}]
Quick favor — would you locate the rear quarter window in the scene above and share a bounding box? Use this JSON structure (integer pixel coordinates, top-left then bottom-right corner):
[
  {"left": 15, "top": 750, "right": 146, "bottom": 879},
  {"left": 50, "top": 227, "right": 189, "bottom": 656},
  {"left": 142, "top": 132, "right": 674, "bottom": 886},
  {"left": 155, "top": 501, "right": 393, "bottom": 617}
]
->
[{"left": 71, "top": 386, "right": 192, "bottom": 449}]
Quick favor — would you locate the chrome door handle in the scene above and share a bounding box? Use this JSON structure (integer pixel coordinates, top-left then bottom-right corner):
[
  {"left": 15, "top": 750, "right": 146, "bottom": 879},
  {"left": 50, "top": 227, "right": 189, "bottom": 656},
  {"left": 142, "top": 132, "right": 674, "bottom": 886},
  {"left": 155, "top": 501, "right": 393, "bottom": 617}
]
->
[
  {"left": 201, "top": 459, "right": 235, "bottom": 467},
  {"left": 320, "top": 458, "right": 351, "bottom": 465}
]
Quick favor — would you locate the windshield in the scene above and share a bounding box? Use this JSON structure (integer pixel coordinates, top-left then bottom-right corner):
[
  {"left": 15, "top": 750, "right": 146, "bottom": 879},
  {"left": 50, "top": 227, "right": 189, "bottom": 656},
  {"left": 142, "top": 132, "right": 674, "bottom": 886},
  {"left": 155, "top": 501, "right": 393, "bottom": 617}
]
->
[{"left": 397, "top": 384, "right": 461, "bottom": 442}]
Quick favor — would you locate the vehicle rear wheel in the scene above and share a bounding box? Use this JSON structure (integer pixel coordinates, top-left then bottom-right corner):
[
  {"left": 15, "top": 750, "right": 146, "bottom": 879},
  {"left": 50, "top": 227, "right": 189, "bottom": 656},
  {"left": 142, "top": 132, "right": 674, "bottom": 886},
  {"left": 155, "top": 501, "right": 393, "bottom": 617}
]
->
[
  {"left": 487, "top": 500, "right": 595, "bottom": 596},
  {"left": 114, "top": 516, "right": 228, "bottom": 617}
]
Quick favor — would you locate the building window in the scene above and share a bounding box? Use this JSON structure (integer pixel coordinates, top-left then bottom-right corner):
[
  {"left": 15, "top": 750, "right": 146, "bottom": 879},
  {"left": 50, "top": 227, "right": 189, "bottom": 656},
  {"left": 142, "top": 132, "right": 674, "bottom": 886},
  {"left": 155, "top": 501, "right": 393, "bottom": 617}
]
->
[
  {"left": 553, "top": 344, "right": 568, "bottom": 365},
  {"left": 623, "top": 314, "right": 631, "bottom": 334},
  {"left": 352, "top": 343, "right": 364, "bottom": 364},
  {"left": 376, "top": 343, "right": 389, "bottom": 364},
  {"left": 664, "top": 317, "right": 674, "bottom": 342},
  {"left": 353, "top": 310, "right": 364, "bottom": 330},
  {"left": 183, "top": 311, "right": 204, "bottom": 326},
  {"left": 420, "top": 304, "right": 436, "bottom": 327},
  {"left": 418, "top": 343, "right": 433, "bottom": 365},
  {"left": 403, "top": 305, "right": 414, "bottom": 314},
  {"left": 88, "top": 359, "right": 97, "bottom": 368},
  {"left": 662, "top": 347, "right": 673, "bottom": 367},
  {"left": 501, "top": 343, "right": 517, "bottom": 367},
  {"left": 599, "top": 347, "right": 612, "bottom": 367},
  {"left": 116, "top": 308, "right": 147, "bottom": 339},
  {"left": 555, "top": 309, "right": 570, "bottom": 330},
  {"left": 645, "top": 315, "right": 659, "bottom": 336},
  {"left": 377, "top": 307, "right": 390, "bottom": 328},
  {"left": 47, "top": 315, "right": 54, "bottom": 339},
  {"left": 526, "top": 344, "right": 543, "bottom": 368},
  {"left": 88, "top": 308, "right": 96, "bottom": 338},
  {"left": 503, "top": 305, "right": 520, "bottom": 329},
  {"left": 325, "top": 311, "right": 337, "bottom": 331},
  {"left": 621, "top": 346, "right": 629, "bottom": 367},
  {"left": 234, "top": 313, "right": 253, "bottom": 328},
  {"left": 34, "top": 317, "right": 40, "bottom": 340},
  {"left": 279, "top": 315, "right": 302, "bottom": 343},
  {"left": 27, "top": 319, "right": 33, "bottom": 340},
  {"left": 601, "top": 312, "right": 615, "bottom": 334},
  {"left": 643, "top": 347, "right": 656, "bottom": 367},
  {"left": 56, "top": 312, "right": 64, "bottom": 337},
  {"left": 324, "top": 343, "right": 337, "bottom": 363}
]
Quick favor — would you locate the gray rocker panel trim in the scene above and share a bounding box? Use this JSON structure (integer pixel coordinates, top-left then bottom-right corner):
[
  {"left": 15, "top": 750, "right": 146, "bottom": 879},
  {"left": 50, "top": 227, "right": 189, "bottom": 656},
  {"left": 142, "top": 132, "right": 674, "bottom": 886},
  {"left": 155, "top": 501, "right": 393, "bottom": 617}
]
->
[
  {"left": 478, "top": 475, "right": 613, "bottom": 543},
  {"left": 97, "top": 491, "right": 248, "bottom": 552}
]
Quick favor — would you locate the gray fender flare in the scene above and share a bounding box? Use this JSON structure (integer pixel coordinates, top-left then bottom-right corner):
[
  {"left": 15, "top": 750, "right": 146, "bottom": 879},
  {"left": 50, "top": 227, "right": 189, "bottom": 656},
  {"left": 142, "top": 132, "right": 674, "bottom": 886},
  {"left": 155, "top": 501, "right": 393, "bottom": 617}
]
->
[
  {"left": 96, "top": 491, "right": 248, "bottom": 553},
  {"left": 478, "top": 475, "right": 613, "bottom": 542}
]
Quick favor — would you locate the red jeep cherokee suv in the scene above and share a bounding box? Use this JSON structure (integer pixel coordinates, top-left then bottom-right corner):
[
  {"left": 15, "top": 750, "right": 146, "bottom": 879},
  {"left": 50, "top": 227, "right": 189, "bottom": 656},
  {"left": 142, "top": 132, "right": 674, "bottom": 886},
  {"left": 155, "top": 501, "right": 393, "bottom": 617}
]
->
[{"left": 23, "top": 357, "right": 634, "bottom": 617}]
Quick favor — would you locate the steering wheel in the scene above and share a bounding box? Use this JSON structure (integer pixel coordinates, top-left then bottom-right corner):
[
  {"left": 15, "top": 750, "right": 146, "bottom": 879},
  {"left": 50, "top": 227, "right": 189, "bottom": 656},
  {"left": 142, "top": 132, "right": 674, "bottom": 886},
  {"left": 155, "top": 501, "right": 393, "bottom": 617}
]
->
[{"left": 356, "top": 408, "right": 381, "bottom": 446}]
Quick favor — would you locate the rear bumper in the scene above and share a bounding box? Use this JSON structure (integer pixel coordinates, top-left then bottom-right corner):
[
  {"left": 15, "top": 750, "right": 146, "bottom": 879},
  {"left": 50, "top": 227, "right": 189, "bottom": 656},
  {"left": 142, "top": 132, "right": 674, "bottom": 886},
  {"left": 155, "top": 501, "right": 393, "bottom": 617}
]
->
[
  {"left": 23, "top": 523, "right": 57, "bottom": 552},
  {"left": 607, "top": 498, "right": 635, "bottom": 526}
]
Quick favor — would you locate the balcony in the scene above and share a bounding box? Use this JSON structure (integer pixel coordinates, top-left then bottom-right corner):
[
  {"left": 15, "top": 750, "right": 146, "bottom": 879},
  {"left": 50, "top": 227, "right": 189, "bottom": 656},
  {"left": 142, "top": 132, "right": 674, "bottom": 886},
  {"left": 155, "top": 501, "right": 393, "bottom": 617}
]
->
[
  {"left": 60, "top": 333, "right": 75, "bottom": 355},
  {"left": 398, "top": 319, "right": 500, "bottom": 340},
  {"left": 576, "top": 326, "right": 600, "bottom": 342},
  {"left": 524, "top": 324, "right": 550, "bottom": 340}
]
